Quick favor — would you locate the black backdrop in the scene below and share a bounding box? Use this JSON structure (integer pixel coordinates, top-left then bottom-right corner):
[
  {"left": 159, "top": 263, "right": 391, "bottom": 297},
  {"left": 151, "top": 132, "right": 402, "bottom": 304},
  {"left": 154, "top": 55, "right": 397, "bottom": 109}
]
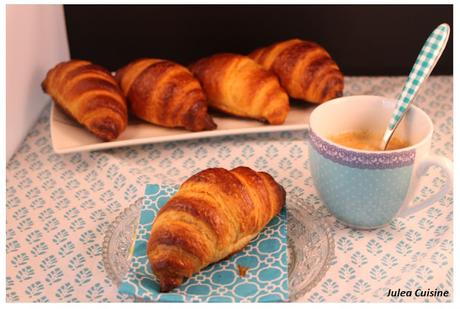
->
[{"left": 64, "top": 5, "right": 453, "bottom": 75}]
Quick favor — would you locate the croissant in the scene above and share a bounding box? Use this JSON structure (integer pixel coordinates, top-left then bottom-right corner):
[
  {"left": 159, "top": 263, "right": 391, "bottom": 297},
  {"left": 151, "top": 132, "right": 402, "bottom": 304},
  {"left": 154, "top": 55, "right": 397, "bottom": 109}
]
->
[
  {"left": 189, "top": 53, "right": 289, "bottom": 125},
  {"left": 42, "top": 59, "right": 128, "bottom": 141},
  {"left": 147, "top": 166, "right": 286, "bottom": 292},
  {"left": 115, "top": 58, "right": 216, "bottom": 131},
  {"left": 249, "top": 39, "right": 344, "bottom": 104}
]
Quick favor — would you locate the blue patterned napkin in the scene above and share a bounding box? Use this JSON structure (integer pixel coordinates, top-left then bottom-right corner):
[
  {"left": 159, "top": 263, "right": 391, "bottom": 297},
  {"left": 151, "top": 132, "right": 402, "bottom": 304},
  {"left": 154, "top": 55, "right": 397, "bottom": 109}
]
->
[{"left": 118, "top": 184, "right": 288, "bottom": 302}]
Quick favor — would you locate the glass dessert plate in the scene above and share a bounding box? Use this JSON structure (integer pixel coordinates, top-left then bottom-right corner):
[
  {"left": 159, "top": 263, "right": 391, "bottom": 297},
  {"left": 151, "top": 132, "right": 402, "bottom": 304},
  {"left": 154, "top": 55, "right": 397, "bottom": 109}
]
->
[{"left": 103, "top": 194, "right": 335, "bottom": 301}]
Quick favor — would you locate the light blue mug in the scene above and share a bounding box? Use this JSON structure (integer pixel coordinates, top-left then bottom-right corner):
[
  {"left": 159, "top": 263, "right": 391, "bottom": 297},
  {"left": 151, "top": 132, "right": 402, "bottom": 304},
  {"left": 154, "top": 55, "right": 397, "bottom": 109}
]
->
[{"left": 308, "top": 95, "right": 452, "bottom": 229}]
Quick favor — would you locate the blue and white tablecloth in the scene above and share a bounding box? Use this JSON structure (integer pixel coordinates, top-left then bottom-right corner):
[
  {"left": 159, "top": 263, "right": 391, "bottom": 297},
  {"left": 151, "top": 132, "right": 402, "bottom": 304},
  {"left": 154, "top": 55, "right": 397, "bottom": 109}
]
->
[{"left": 6, "top": 76, "right": 453, "bottom": 302}]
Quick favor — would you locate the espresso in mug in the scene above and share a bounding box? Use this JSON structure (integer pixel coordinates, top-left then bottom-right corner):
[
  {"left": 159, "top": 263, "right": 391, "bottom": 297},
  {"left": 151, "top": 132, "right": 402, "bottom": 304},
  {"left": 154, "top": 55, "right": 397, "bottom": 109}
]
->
[{"left": 329, "top": 130, "right": 409, "bottom": 151}]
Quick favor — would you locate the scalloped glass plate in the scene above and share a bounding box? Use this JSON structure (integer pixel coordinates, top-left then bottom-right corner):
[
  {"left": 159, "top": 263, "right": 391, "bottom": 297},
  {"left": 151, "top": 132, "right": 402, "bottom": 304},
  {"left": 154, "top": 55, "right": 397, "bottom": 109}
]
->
[
  {"left": 103, "top": 194, "right": 334, "bottom": 301},
  {"left": 287, "top": 195, "right": 335, "bottom": 301}
]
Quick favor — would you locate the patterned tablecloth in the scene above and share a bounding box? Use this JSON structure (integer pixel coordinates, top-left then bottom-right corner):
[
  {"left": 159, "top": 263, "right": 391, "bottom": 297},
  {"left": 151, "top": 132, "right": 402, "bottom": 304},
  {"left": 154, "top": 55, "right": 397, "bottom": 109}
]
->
[{"left": 6, "top": 76, "right": 453, "bottom": 303}]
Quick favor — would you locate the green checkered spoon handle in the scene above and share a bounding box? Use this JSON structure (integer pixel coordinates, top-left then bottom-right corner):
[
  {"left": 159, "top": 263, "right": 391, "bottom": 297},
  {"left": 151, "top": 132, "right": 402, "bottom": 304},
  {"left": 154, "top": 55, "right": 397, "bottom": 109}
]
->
[{"left": 380, "top": 23, "right": 450, "bottom": 150}]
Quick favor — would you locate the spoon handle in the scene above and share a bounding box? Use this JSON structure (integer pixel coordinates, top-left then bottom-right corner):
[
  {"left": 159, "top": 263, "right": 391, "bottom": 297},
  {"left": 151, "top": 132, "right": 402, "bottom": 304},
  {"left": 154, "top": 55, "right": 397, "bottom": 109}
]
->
[{"left": 381, "top": 23, "right": 450, "bottom": 149}]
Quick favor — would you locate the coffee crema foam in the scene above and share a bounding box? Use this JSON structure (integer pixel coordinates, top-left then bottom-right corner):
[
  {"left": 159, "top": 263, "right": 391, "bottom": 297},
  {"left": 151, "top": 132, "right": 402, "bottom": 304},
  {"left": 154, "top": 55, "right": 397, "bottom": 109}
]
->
[{"left": 329, "top": 131, "right": 409, "bottom": 151}]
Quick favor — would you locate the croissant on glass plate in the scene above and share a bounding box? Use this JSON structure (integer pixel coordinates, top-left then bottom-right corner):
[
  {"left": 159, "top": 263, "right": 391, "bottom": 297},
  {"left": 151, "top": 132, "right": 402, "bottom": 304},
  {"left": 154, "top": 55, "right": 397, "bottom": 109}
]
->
[
  {"left": 147, "top": 166, "right": 286, "bottom": 292},
  {"left": 249, "top": 38, "right": 344, "bottom": 104},
  {"left": 189, "top": 53, "right": 290, "bottom": 125},
  {"left": 116, "top": 58, "right": 216, "bottom": 131},
  {"left": 42, "top": 59, "right": 128, "bottom": 141}
]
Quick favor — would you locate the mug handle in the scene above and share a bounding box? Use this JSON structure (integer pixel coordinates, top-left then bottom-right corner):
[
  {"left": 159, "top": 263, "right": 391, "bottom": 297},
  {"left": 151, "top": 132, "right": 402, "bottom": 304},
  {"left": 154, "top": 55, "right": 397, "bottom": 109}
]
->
[{"left": 398, "top": 155, "right": 453, "bottom": 217}]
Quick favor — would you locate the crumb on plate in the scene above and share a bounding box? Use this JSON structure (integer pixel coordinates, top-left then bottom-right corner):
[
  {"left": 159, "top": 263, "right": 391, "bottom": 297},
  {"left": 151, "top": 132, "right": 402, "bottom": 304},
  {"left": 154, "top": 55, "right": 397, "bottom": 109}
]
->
[{"left": 237, "top": 264, "right": 249, "bottom": 277}]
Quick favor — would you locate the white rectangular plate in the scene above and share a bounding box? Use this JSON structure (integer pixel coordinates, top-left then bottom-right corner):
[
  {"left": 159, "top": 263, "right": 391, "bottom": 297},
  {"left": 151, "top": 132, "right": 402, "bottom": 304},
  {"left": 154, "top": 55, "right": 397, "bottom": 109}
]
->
[{"left": 50, "top": 102, "right": 312, "bottom": 154}]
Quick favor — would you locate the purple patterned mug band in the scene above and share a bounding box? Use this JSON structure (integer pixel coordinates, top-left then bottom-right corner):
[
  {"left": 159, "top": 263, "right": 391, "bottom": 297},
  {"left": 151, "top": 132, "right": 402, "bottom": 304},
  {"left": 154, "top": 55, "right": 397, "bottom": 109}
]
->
[{"left": 308, "top": 130, "right": 416, "bottom": 169}]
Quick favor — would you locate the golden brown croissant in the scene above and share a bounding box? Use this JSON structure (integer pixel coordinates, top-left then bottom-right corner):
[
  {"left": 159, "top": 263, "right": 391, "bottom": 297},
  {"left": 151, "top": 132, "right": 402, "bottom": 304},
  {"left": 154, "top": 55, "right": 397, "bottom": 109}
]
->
[
  {"left": 147, "top": 166, "right": 286, "bottom": 292},
  {"left": 115, "top": 58, "right": 216, "bottom": 131},
  {"left": 42, "top": 59, "right": 128, "bottom": 141},
  {"left": 249, "top": 39, "right": 344, "bottom": 104},
  {"left": 189, "top": 53, "right": 289, "bottom": 125}
]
